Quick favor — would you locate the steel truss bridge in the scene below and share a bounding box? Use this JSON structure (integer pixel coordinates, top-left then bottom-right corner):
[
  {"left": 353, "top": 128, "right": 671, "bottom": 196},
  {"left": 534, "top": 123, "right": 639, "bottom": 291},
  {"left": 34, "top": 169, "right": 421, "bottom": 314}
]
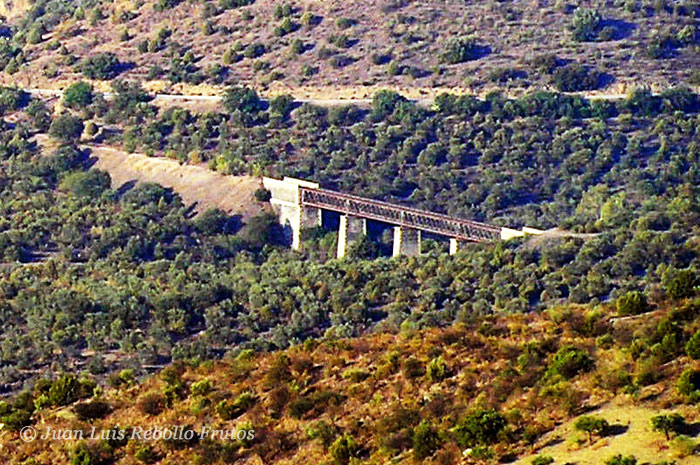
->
[{"left": 300, "top": 187, "right": 502, "bottom": 243}]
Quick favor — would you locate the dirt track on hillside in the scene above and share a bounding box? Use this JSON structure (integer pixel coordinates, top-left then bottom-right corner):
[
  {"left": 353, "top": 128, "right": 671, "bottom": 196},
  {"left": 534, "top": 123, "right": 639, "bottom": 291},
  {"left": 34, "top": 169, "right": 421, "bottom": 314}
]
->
[{"left": 88, "top": 145, "right": 266, "bottom": 218}]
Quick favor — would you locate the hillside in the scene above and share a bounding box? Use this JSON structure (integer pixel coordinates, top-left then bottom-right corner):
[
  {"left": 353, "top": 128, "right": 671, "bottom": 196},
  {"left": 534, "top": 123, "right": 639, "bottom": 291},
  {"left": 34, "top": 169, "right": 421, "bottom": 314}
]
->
[
  {"left": 1, "top": 0, "right": 700, "bottom": 96},
  {"left": 1, "top": 300, "right": 699, "bottom": 464}
]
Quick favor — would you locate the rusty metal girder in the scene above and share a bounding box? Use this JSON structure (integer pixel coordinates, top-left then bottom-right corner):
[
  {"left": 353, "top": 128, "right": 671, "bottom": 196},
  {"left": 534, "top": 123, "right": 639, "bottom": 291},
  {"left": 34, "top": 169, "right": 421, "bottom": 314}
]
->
[{"left": 300, "top": 188, "right": 501, "bottom": 243}]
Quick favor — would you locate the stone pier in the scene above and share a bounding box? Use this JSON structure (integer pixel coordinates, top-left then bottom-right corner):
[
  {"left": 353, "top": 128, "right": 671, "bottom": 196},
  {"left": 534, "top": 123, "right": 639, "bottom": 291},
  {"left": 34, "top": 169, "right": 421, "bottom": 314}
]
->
[
  {"left": 337, "top": 215, "right": 367, "bottom": 258},
  {"left": 393, "top": 226, "right": 421, "bottom": 257}
]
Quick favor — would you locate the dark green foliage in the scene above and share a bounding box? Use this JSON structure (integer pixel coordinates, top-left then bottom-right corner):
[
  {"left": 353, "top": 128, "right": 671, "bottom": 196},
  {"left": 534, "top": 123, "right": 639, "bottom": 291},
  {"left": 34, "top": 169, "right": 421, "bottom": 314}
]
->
[
  {"left": 546, "top": 346, "right": 594, "bottom": 379},
  {"left": 242, "top": 212, "right": 283, "bottom": 246},
  {"left": 219, "top": 0, "right": 253, "bottom": 9},
  {"left": 616, "top": 291, "right": 649, "bottom": 316},
  {"left": 686, "top": 332, "right": 700, "bottom": 359},
  {"left": 269, "top": 94, "right": 295, "bottom": 120},
  {"left": 216, "top": 392, "right": 256, "bottom": 420},
  {"left": 45, "top": 374, "right": 95, "bottom": 407},
  {"left": 194, "top": 208, "right": 233, "bottom": 235},
  {"left": 59, "top": 170, "right": 111, "bottom": 198},
  {"left": 64, "top": 81, "right": 94, "bottom": 109},
  {"left": 665, "top": 269, "right": 698, "bottom": 299},
  {"left": 154, "top": 0, "right": 182, "bottom": 11},
  {"left": 80, "top": 53, "right": 121, "bottom": 80},
  {"left": 0, "top": 86, "right": 26, "bottom": 115},
  {"left": 440, "top": 36, "right": 484, "bottom": 64},
  {"left": 676, "top": 368, "right": 700, "bottom": 401},
  {"left": 49, "top": 114, "right": 84, "bottom": 141},
  {"left": 574, "top": 415, "right": 609, "bottom": 442},
  {"left": 329, "top": 434, "right": 359, "bottom": 465},
  {"left": 371, "top": 90, "right": 407, "bottom": 120},
  {"left": 426, "top": 355, "right": 449, "bottom": 382},
  {"left": 650, "top": 413, "right": 686, "bottom": 440},
  {"left": 412, "top": 420, "right": 442, "bottom": 460},
  {"left": 453, "top": 409, "right": 507, "bottom": 448},
  {"left": 605, "top": 454, "right": 637, "bottom": 465},
  {"left": 552, "top": 64, "right": 602, "bottom": 91},
  {"left": 531, "top": 456, "right": 555, "bottom": 465},
  {"left": 572, "top": 8, "right": 602, "bottom": 41},
  {"left": 222, "top": 86, "right": 264, "bottom": 124},
  {"left": 254, "top": 187, "right": 272, "bottom": 202},
  {"left": 26, "top": 99, "right": 51, "bottom": 131}
]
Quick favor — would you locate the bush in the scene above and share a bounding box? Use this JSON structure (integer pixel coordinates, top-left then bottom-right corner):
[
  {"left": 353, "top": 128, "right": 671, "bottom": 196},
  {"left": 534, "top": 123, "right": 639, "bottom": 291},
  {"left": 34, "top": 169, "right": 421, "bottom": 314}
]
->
[
  {"left": 531, "top": 456, "right": 555, "bottom": 465},
  {"left": 64, "top": 81, "right": 94, "bottom": 109},
  {"left": 371, "top": 90, "right": 407, "bottom": 120},
  {"left": 81, "top": 52, "right": 120, "bottom": 80},
  {"left": 686, "top": 332, "right": 700, "bottom": 359},
  {"left": 0, "top": 86, "right": 26, "bottom": 115},
  {"left": 572, "top": 7, "right": 601, "bottom": 41},
  {"left": 254, "top": 187, "right": 272, "bottom": 202},
  {"left": 46, "top": 375, "right": 95, "bottom": 407},
  {"left": 222, "top": 86, "right": 264, "bottom": 114},
  {"left": 426, "top": 355, "right": 449, "bottom": 382},
  {"left": 605, "top": 454, "right": 637, "bottom": 465},
  {"left": 190, "top": 378, "right": 212, "bottom": 397},
  {"left": 546, "top": 346, "right": 594, "bottom": 379},
  {"left": 413, "top": 420, "right": 442, "bottom": 460},
  {"left": 676, "top": 368, "right": 700, "bottom": 401},
  {"left": 440, "top": 36, "right": 484, "bottom": 64},
  {"left": 665, "top": 269, "right": 698, "bottom": 300},
  {"left": 651, "top": 413, "right": 686, "bottom": 440},
  {"left": 552, "top": 64, "right": 602, "bottom": 92},
  {"left": 574, "top": 415, "right": 609, "bottom": 442},
  {"left": 138, "top": 392, "right": 166, "bottom": 415},
  {"left": 616, "top": 291, "right": 649, "bottom": 316},
  {"left": 453, "top": 409, "right": 507, "bottom": 448},
  {"left": 73, "top": 400, "right": 111, "bottom": 421},
  {"left": 216, "top": 392, "right": 256, "bottom": 420},
  {"left": 329, "top": 434, "right": 359, "bottom": 465},
  {"left": 49, "top": 114, "right": 84, "bottom": 142},
  {"left": 60, "top": 170, "right": 111, "bottom": 198}
]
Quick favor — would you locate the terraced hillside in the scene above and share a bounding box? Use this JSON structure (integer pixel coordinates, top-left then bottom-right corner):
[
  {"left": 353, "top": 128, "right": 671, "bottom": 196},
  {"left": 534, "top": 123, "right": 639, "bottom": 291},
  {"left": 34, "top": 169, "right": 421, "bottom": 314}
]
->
[{"left": 1, "top": 0, "right": 699, "bottom": 96}]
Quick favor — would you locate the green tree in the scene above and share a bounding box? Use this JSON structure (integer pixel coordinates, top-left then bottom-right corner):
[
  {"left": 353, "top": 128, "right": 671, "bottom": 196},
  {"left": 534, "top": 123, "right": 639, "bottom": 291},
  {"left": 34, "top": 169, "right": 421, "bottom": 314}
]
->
[
  {"left": 546, "top": 346, "right": 594, "bottom": 379},
  {"left": 453, "top": 409, "right": 507, "bottom": 448},
  {"left": 60, "top": 170, "right": 111, "bottom": 198},
  {"left": 572, "top": 8, "right": 602, "bottom": 41},
  {"left": 686, "top": 332, "right": 700, "bottom": 359},
  {"left": 616, "top": 291, "right": 649, "bottom": 316},
  {"left": 665, "top": 269, "right": 698, "bottom": 299},
  {"left": 81, "top": 53, "right": 120, "bottom": 80},
  {"left": 574, "top": 415, "right": 609, "bottom": 443},
  {"left": 440, "top": 36, "right": 483, "bottom": 64},
  {"left": 49, "top": 114, "right": 84, "bottom": 142},
  {"left": 650, "top": 413, "right": 685, "bottom": 440},
  {"left": 605, "top": 454, "right": 637, "bottom": 465},
  {"left": 64, "top": 81, "right": 94, "bottom": 109},
  {"left": 329, "top": 434, "right": 358, "bottom": 465},
  {"left": 413, "top": 420, "right": 442, "bottom": 460}
]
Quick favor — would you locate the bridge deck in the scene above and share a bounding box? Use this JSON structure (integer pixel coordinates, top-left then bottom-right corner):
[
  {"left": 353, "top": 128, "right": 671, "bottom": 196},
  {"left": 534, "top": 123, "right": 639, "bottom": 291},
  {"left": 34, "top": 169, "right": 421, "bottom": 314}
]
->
[{"left": 300, "top": 188, "right": 501, "bottom": 242}]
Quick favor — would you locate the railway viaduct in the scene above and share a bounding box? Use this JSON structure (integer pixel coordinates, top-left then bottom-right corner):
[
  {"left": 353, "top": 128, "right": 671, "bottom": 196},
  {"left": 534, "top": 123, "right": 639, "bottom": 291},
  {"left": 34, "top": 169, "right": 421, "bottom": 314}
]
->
[{"left": 262, "top": 177, "right": 543, "bottom": 258}]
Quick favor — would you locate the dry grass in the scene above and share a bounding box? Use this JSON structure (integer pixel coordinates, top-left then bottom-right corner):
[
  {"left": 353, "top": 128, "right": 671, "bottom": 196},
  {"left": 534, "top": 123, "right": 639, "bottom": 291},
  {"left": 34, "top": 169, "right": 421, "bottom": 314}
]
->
[{"left": 89, "top": 144, "right": 266, "bottom": 218}]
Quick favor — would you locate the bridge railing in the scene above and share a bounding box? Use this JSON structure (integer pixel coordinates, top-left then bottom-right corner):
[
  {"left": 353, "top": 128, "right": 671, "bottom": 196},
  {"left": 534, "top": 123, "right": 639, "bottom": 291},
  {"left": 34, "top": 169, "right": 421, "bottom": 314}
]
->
[{"left": 300, "top": 188, "right": 502, "bottom": 242}]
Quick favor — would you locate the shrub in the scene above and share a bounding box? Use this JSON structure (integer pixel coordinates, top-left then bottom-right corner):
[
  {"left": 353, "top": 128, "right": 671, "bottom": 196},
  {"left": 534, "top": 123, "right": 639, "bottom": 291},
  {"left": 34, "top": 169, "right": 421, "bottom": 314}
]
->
[
  {"left": 426, "top": 355, "right": 449, "bottom": 382},
  {"left": 552, "top": 64, "right": 602, "bottom": 92},
  {"left": 254, "top": 187, "right": 272, "bottom": 202},
  {"left": 138, "top": 392, "right": 166, "bottom": 415},
  {"left": 572, "top": 7, "right": 602, "bottom": 41},
  {"left": 371, "top": 90, "right": 407, "bottom": 120},
  {"left": 574, "top": 415, "right": 609, "bottom": 442},
  {"left": 0, "top": 86, "right": 26, "bottom": 115},
  {"left": 401, "top": 356, "right": 424, "bottom": 379},
  {"left": 60, "top": 170, "right": 111, "bottom": 198},
  {"left": 531, "top": 456, "right": 555, "bottom": 465},
  {"left": 440, "top": 36, "right": 484, "bottom": 64},
  {"left": 190, "top": 378, "right": 212, "bottom": 397},
  {"left": 605, "top": 454, "right": 637, "bottom": 465},
  {"left": 686, "top": 332, "right": 700, "bottom": 359},
  {"left": 546, "top": 346, "right": 594, "bottom": 379},
  {"left": 73, "top": 400, "right": 111, "bottom": 421},
  {"left": 222, "top": 86, "right": 264, "bottom": 115},
  {"left": 49, "top": 114, "right": 84, "bottom": 142},
  {"left": 329, "top": 434, "right": 359, "bottom": 465},
  {"left": 81, "top": 52, "right": 120, "bottom": 80},
  {"left": 64, "top": 81, "right": 94, "bottom": 109},
  {"left": 134, "top": 445, "right": 159, "bottom": 463},
  {"left": 413, "top": 420, "right": 442, "bottom": 460},
  {"left": 665, "top": 269, "right": 698, "bottom": 299},
  {"left": 676, "top": 368, "right": 700, "bottom": 401},
  {"left": 453, "top": 409, "right": 507, "bottom": 448},
  {"left": 47, "top": 375, "right": 95, "bottom": 407},
  {"left": 651, "top": 413, "right": 686, "bottom": 440},
  {"left": 616, "top": 291, "right": 649, "bottom": 316}
]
